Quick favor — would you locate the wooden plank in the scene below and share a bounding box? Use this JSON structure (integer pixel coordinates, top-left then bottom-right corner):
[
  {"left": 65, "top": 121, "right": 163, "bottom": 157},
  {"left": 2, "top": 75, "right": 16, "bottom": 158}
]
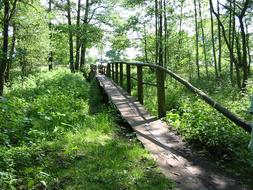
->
[{"left": 96, "top": 75, "right": 250, "bottom": 190}]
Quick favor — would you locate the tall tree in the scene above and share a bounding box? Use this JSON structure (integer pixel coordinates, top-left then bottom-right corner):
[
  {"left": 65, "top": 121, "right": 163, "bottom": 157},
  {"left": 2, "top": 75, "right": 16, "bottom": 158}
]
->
[
  {"left": 217, "top": 0, "right": 222, "bottom": 74},
  {"left": 198, "top": 0, "right": 208, "bottom": 77},
  {"left": 66, "top": 0, "right": 74, "bottom": 72},
  {"left": 209, "top": 0, "right": 219, "bottom": 78},
  {"left": 193, "top": 0, "right": 200, "bottom": 78},
  {"left": 75, "top": 0, "right": 81, "bottom": 71},
  {"left": 176, "top": 0, "right": 184, "bottom": 70},
  {"left": 5, "top": 23, "right": 16, "bottom": 82},
  {"left": 0, "top": 0, "right": 18, "bottom": 95},
  {"left": 80, "top": 0, "right": 90, "bottom": 69},
  {"left": 155, "top": 0, "right": 159, "bottom": 65},
  {"left": 48, "top": 0, "right": 53, "bottom": 71}
]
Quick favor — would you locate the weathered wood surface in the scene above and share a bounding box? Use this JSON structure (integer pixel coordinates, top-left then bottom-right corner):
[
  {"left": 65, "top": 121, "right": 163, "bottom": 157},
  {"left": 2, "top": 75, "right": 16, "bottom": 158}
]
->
[{"left": 96, "top": 74, "right": 250, "bottom": 190}]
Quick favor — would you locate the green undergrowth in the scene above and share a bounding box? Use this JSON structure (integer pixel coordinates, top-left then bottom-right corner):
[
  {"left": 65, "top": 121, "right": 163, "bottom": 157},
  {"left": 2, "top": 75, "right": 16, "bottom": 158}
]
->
[{"left": 0, "top": 69, "right": 174, "bottom": 189}]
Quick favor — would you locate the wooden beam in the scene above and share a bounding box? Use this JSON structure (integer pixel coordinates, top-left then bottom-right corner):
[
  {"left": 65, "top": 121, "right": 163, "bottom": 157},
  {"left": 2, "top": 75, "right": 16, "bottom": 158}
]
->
[
  {"left": 112, "top": 63, "right": 114, "bottom": 81},
  {"left": 157, "top": 67, "right": 166, "bottom": 118},
  {"left": 127, "top": 64, "right": 131, "bottom": 95},
  {"left": 137, "top": 65, "right": 143, "bottom": 104},
  {"left": 115, "top": 63, "right": 119, "bottom": 84},
  {"left": 120, "top": 63, "right": 123, "bottom": 86}
]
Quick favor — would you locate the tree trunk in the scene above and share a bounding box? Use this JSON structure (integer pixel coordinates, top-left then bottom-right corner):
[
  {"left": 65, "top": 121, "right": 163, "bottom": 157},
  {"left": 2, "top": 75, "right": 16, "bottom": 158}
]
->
[
  {"left": 48, "top": 0, "right": 53, "bottom": 71},
  {"left": 163, "top": 0, "right": 167, "bottom": 68},
  {"left": 158, "top": 0, "right": 163, "bottom": 67},
  {"left": 228, "top": 0, "right": 235, "bottom": 85},
  {"left": 209, "top": 1, "right": 219, "bottom": 78},
  {"left": 239, "top": 16, "right": 248, "bottom": 89},
  {"left": 176, "top": 0, "right": 184, "bottom": 70},
  {"left": 155, "top": 0, "right": 158, "bottom": 65},
  {"left": 193, "top": 0, "right": 200, "bottom": 79},
  {"left": 80, "top": 0, "right": 89, "bottom": 69},
  {"left": 235, "top": 34, "right": 242, "bottom": 89},
  {"left": 0, "top": 0, "right": 10, "bottom": 96},
  {"left": 75, "top": 0, "right": 81, "bottom": 71},
  {"left": 198, "top": 0, "right": 208, "bottom": 77},
  {"left": 5, "top": 24, "right": 16, "bottom": 82},
  {"left": 80, "top": 42, "right": 87, "bottom": 68},
  {"left": 246, "top": 24, "right": 251, "bottom": 75},
  {"left": 67, "top": 0, "right": 74, "bottom": 72},
  {"left": 217, "top": 0, "right": 222, "bottom": 73},
  {"left": 143, "top": 22, "right": 149, "bottom": 63}
]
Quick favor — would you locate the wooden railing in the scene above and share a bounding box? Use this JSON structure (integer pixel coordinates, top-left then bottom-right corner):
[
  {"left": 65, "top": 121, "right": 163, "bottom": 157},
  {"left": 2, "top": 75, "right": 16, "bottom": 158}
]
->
[{"left": 100, "top": 61, "right": 252, "bottom": 134}]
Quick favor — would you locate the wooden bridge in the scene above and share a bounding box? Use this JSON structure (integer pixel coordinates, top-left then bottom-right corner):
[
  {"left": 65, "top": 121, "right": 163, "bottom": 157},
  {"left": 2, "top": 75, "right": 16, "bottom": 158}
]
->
[{"left": 96, "top": 62, "right": 251, "bottom": 190}]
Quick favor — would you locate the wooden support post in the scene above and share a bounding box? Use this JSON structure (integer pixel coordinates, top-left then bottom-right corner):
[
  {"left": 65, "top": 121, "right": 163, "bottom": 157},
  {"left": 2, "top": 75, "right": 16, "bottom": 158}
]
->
[
  {"left": 106, "top": 64, "right": 111, "bottom": 77},
  {"left": 115, "top": 63, "right": 119, "bottom": 84},
  {"left": 126, "top": 64, "right": 131, "bottom": 94},
  {"left": 156, "top": 67, "right": 166, "bottom": 118},
  {"left": 120, "top": 63, "right": 123, "bottom": 86},
  {"left": 137, "top": 65, "right": 143, "bottom": 104},
  {"left": 112, "top": 63, "right": 114, "bottom": 81}
]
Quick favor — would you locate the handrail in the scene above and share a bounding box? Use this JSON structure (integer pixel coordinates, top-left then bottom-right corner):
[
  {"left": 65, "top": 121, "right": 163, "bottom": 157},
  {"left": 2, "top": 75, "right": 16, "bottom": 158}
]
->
[{"left": 105, "top": 61, "right": 252, "bottom": 133}]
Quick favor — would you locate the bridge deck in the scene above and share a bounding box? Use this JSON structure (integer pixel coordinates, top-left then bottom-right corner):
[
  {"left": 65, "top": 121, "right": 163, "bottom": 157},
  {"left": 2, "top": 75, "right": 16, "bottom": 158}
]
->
[{"left": 96, "top": 75, "right": 249, "bottom": 190}]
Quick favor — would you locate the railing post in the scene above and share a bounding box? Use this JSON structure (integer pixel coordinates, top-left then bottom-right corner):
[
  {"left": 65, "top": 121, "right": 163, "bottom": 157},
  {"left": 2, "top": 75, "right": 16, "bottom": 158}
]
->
[
  {"left": 126, "top": 64, "right": 131, "bottom": 94},
  {"left": 156, "top": 67, "right": 166, "bottom": 118},
  {"left": 115, "top": 63, "right": 119, "bottom": 84},
  {"left": 112, "top": 63, "right": 115, "bottom": 81},
  {"left": 137, "top": 65, "right": 143, "bottom": 104},
  {"left": 120, "top": 63, "right": 123, "bottom": 86},
  {"left": 106, "top": 64, "right": 111, "bottom": 78}
]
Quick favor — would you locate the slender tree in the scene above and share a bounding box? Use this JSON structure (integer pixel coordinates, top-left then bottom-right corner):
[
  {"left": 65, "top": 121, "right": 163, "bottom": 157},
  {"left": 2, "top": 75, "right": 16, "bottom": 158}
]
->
[
  {"left": 66, "top": 0, "right": 74, "bottom": 72},
  {"left": 143, "top": 22, "right": 149, "bottom": 63},
  {"left": 209, "top": 0, "right": 219, "bottom": 78},
  {"left": 193, "top": 0, "right": 200, "bottom": 78},
  {"left": 176, "top": 0, "right": 184, "bottom": 70},
  {"left": 5, "top": 24, "right": 16, "bottom": 82},
  {"left": 155, "top": 0, "right": 158, "bottom": 65},
  {"left": 163, "top": 0, "right": 168, "bottom": 68},
  {"left": 48, "top": 0, "right": 53, "bottom": 70},
  {"left": 80, "top": 0, "right": 90, "bottom": 69},
  {"left": 0, "top": 0, "right": 18, "bottom": 95},
  {"left": 75, "top": 0, "right": 81, "bottom": 71},
  {"left": 217, "top": 0, "right": 222, "bottom": 73},
  {"left": 198, "top": 0, "right": 208, "bottom": 77}
]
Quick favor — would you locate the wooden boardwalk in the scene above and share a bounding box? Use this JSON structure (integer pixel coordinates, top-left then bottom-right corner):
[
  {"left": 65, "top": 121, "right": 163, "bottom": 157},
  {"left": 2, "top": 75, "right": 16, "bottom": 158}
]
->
[{"left": 96, "top": 75, "right": 250, "bottom": 190}]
